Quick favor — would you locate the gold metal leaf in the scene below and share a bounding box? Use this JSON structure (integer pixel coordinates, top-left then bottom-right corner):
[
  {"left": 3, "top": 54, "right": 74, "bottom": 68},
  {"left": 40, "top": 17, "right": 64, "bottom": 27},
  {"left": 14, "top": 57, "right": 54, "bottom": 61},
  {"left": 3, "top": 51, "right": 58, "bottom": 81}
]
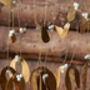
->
[
  {"left": 54, "top": 67, "right": 62, "bottom": 88},
  {"left": 55, "top": 23, "right": 70, "bottom": 38},
  {"left": 67, "top": 6, "right": 76, "bottom": 22},
  {"left": 10, "top": 56, "right": 30, "bottom": 83},
  {"left": 0, "top": 0, "right": 16, "bottom": 7}
]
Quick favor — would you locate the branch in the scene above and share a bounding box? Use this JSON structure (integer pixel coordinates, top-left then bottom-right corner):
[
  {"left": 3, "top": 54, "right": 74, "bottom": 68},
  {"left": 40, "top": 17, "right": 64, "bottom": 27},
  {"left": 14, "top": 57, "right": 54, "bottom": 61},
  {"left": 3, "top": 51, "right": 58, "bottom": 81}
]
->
[
  {"left": 0, "top": 0, "right": 90, "bottom": 30},
  {"left": 0, "top": 26, "right": 90, "bottom": 64}
]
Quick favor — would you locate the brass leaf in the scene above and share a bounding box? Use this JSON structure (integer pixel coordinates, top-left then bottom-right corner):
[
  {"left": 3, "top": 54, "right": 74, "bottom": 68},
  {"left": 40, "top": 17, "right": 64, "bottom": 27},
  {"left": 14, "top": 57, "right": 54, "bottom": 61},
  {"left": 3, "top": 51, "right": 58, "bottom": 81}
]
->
[
  {"left": 6, "top": 74, "right": 26, "bottom": 90},
  {"left": 80, "top": 13, "right": 89, "bottom": 33},
  {"left": 55, "top": 23, "right": 70, "bottom": 38},
  {"left": 81, "top": 63, "right": 88, "bottom": 90},
  {"left": 30, "top": 66, "right": 56, "bottom": 90},
  {"left": 54, "top": 67, "right": 62, "bottom": 88},
  {"left": 41, "top": 26, "right": 50, "bottom": 43},
  {"left": 11, "top": 33, "right": 16, "bottom": 43},
  {"left": 0, "top": 0, "right": 16, "bottom": 7},
  {"left": 67, "top": 6, "right": 76, "bottom": 22},
  {"left": 0, "top": 66, "right": 16, "bottom": 90},
  {"left": 65, "top": 65, "right": 80, "bottom": 90}
]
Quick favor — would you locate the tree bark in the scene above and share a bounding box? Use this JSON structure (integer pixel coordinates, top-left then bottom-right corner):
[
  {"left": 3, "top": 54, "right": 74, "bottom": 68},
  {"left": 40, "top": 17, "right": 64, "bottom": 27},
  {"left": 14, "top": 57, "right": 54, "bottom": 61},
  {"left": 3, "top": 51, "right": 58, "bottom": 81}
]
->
[
  {"left": 0, "top": 26, "right": 90, "bottom": 64},
  {"left": 0, "top": 0, "right": 90, "bottom": 30}
]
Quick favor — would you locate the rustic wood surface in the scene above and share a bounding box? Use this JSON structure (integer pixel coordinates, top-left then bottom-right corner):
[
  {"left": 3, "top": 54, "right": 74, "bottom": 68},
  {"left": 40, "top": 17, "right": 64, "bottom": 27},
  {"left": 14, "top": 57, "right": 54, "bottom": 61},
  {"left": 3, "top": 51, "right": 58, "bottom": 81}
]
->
[
  {"left": 0, "top": 0, "right": 90, "bottom": 30},
  {"left": 0, "top": 59, "right": 90, "bottom": 90},
  {"left": 0, "top": 26, "right": 90, "bottom": 65}
]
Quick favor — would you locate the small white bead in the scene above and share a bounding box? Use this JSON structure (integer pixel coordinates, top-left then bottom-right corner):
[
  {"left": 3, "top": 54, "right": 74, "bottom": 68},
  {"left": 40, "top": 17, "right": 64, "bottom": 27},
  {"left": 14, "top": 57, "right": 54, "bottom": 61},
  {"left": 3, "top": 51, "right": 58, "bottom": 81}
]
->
[
  {"left": 23, "top": 28, "right": 27, "bottom": 31},
  {"left": 82, "top": 13, "right": 89, "bottom": 21},
  {"left": 64, "top": 64, "right": 68, "bottom": 68},
  {"left": 15, "top": 55, "right": 20, "bottom": 62},
  {"left": 12, "top": 0, "right": 16, "bottom": 5},
  {"left": 16, "top": 74, "right": 22, "bottom": 81},
  {"left": 42, "top": 74, "right": 48, "bottom": 80},
  {"left": 19, "top": 74, "right": 22, "bottom": 78},
  {"left": 19, "top": 28, "right": 24, "bottom": 33},
  {"left": 84, "top": 54, "right": 90, "bottom": 60},
  {"left": 73, "top": 2, "right": 79, "bottom": 10},
  {"left": 9, "top": 30, "right": 15, "bottom": 37},
  {"left": 48, "top": 25, "right": 54, "bottom": 30},
  {"left": 19, "top": 27, "right": 27, "bottom": 33}
]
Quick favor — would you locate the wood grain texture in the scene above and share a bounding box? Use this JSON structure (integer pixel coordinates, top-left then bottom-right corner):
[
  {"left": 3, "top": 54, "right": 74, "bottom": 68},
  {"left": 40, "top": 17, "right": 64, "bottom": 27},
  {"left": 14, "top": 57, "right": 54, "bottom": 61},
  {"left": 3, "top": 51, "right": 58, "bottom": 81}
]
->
[{"left": 0, "top": 26, "right": 90, "bottom": 64}]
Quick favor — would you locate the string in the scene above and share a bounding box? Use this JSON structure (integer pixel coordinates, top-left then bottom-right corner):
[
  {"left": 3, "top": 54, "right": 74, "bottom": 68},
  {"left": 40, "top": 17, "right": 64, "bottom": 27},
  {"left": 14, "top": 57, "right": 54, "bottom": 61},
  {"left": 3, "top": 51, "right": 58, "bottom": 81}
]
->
[
  {"left": 33, "top": 0, "right": 43, "bottom": 66},
  {"left": 51, "top": 3, "right": 69, "bottom": 65},
  {"left": 18, "top": 0, "right": 22, "bottom": 57},
  {"left": 38, "top": 49, "right": 42, "bottom": 66},
  {"left": 7, "top": 5, "right": 15, "bottom": 67},
  {"left": 11, "top": 7, "right": 15, "bottom": 29},
  {"left": 44, "top": 51, "right": 48, "bottom": 67},
  {"left": 7, "top": 7, "right": 11, "bottom": 63},
  {"left": 33, "top": 0, "right": 38, "bottom": 27},
  {"left": 70, "top": 25, "right": 79, "bottom": 65},
  {"left": 43, "top": 0, "right": 47, "bottom": 26}
]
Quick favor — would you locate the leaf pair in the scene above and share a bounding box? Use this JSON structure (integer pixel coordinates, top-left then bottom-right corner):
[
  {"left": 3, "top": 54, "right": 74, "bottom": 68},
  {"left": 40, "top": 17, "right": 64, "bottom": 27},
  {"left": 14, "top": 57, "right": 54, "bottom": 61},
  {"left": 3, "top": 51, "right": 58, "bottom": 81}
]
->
[
  {"left": 10, "top": 56, "right": 30, "bottom": 83},
  {"left": 65, "top": 65, "right": 80, "bottom": 90},
  {"left": 54, "top": 23, "right": 70, "bottom": 38},
  {"left": 30, "top": 66, "right": 56, "bottom": 90},
  {"left": 0, "top": 66, "right": 16, "bottom": 90},
  {"left": 0, "top": 0, "right": 16, "bottom": 7}
]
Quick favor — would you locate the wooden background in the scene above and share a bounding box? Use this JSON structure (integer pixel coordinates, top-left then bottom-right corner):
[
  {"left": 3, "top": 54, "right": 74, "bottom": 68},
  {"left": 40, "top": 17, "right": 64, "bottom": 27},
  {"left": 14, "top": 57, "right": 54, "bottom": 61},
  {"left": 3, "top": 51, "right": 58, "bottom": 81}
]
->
[{"left": 0, "top": 0, "right": 90, "bottom": 89}]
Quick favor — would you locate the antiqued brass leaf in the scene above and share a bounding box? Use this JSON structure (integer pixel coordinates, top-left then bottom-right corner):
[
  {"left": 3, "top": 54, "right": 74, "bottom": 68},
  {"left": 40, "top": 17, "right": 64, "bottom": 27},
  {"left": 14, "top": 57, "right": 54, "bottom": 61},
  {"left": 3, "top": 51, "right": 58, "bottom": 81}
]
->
[
  {"left": 0, "top": 0, "right": 16, "bottom": 7},
  {"left": 6, "top": 78, "right": 13, "bottom": 90},
  {"left": 65, "top": 66, "right": 72, "bottom": 90},
  {"left": 80, "top": 21, "right": 89, "bottom": 33},
  {"left": 80, "top": 13, "right": 90, "bottom": 33},
  {"left": 30, "top": 66, "right": 56, "bottom": 90},
  {"left": 74, "top": 66, "right": 80, "bottom": 88},
  {"left": 0, "top": 66, "right": 16, "bottom": 90},
  {"left": 10, "top": 56, "right": 30, "bottom": 83},
  {"left": 6, "top": 74, "right": 26, "bottom": 90},
  {"left": 54, "top": 23, "right": 70, "bottom": 38},
  {"left": 67, "top": 6, "right": 76, "bottom": 22},
  {"left": 10, "top": 33, "right": 16, "bottom": 43},
  {"left": 41, "top": 25, "right": 50, "bottom": 43},
  {"left": 81, "top": 62, "right": 88, "bottom": 90},
  {"left": 65, "top": 65, "right": 80, "bottom": 90}
]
